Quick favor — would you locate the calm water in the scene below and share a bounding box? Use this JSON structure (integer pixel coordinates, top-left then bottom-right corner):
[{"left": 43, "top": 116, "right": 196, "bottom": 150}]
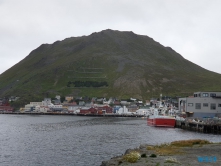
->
[{"left": 0, "top": 115, "right": 220, "bottom": 166}]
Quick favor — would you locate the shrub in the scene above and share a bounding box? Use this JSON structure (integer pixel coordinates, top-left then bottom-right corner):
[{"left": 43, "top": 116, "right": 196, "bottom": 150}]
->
[
  {"left": 123, "top": 151, "right": 141, "bottom": 163},
  {"left": 149, "top": 154, "right": 157, "bottom": 158},
  {"left": 141, "top": 153, "right": 147, "bottom": 158},
  {"left": 118, "top": 160, "right": 123, "bottom": 165}
]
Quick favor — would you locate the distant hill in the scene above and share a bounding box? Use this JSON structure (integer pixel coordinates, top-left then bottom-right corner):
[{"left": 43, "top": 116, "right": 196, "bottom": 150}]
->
[{"left": 1, "top": 29, "right": 221, "bottom": 105}]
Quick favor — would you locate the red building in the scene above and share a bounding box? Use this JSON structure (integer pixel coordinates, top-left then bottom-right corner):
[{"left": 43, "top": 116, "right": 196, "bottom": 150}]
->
[
  {"left": 97, "top": 106, "right": 113, "bottom": 114},
  {"left": 0, "top": 106, "right": 14, "bottom": 112},
  {"left": 79, "top": 106, "right": 113, "bottom": 115},
  {"left": 80, "top": 107, "right": 97, "bottom": 114}
]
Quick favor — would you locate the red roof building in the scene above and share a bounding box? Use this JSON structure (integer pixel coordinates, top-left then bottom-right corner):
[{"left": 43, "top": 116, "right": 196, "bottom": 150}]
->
[
  {"left": 79, "top": 107, "right": 97, "bottom": 114},
  {"left": 97, "top": 106, "right": 113, "bottom": 114},
  {"left": 0, "top": 106, "right": 14, "bottom": 112}
]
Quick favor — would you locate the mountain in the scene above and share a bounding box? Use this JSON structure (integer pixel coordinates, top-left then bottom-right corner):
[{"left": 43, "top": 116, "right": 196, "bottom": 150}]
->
[{"left": 1, "top": 29, "right": 221, "bottom": 105}]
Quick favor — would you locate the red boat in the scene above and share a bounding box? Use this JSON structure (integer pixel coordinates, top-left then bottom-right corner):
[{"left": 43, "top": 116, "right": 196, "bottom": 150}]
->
[{"left": 147, "top": 108, "right": 176, "bottom": 127}]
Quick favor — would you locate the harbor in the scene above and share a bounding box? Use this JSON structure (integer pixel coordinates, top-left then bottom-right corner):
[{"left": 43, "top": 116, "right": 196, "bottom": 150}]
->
[
  {"left": 2, "top": 91, "right": 221, "bottom": 137},
  {"left": 2, "top": 111, "right": 221, "bottom": 135},
  {"left": 0, "top": 115, "right": 220, "bottom": 166}
]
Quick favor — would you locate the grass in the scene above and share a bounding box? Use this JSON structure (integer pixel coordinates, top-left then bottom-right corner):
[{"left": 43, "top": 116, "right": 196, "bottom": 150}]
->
[
  {"left": 147, "top": 139, "right": 210, "bottom": 156},
  {"left": 122, "top": 151, "right": 141, "bottom": 163},
  {"left": 170, "top": 139, "right": 210, "bottom": 147}
]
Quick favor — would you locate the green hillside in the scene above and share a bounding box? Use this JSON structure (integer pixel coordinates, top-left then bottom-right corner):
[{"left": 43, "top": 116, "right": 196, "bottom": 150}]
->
[{"left": 0, "top": 29, "right": 221, "bottom": 104}]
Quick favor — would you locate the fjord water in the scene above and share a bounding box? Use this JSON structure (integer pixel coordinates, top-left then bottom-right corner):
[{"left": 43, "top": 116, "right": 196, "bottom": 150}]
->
[{"left": 0, "top": 115, "right": 220, "bottom": 166}]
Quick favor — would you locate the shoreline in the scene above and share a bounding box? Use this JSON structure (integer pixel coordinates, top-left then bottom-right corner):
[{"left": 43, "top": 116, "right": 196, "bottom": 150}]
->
[
  {"left": 101, "top": 140, "right": 221, "bottom": 166},
  {"left": 0, "top": 112, "right": 145, "bottom": 118}
]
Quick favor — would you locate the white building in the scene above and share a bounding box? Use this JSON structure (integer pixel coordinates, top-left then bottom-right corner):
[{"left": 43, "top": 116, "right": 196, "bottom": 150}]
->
[
  {"left": 136, "top": 108, "right": 150, "bottom": 116},
  {"left": 23, "top": 104, "right": 35, "bottom": 112},
  {"left": 35, "top": 105, "right": 49, "bottom": 113},
  {"left": 22, "top": 98, "right": 53, "bottom": 112},
  {"left": 116, "top": 106, "right": 132, "bottom": 114},
  {"left": 30, "top": 102, "right": 43, "bottom": 106},
  {"left": 48, "top": 104, "right": 63, "bottom": 109}
]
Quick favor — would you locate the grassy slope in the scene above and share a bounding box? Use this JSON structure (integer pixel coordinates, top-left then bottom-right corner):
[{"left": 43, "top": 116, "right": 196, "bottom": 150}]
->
[{"left": 0, "top": 29, "right": 221, "bottom": 104}]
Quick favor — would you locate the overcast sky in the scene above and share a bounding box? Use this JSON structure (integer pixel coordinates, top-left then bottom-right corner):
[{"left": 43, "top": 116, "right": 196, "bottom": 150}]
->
[{"left": 1, "top": 0, "right": 221, "bottom": 74}]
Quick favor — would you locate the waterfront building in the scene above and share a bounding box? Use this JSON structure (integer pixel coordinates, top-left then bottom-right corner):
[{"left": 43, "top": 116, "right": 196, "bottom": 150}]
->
[
  {"left": 79, "top": 107, "right": 97, "bottom": 114},
  {"left": 23, "top": 104, "right": 35, "bottom": 112},
  {"left": 116, "top": 106, "right": 130, "bottom": 114},
  {"left": 127, "top": 104, "right": 138, "bottom": 113},
  {"left": 35, "top": 105, "right": 49, "bottom": 113},
  {"left": 113, "top": 106, "right": 121, "bottom": 114},
  {"left": 135, "top": 108, "right": 150, "bottom": 116},
  {"left": 63, "top": 103, "right": 80, "bottom": 113},
  {"left": 0, "top": 106, "right": 14, "bottom": 112},
  {"left": 22, "top": 98, "right": 53, "bottom": 112},
  {"left": 48, "top": 104, "right": 63, "bottom": 112},
  {"left": 97, "top": 105, "right": 113, "bottom": 114},
  {"left": 179, "top": 91, "right": 221, "bottom": 118}
]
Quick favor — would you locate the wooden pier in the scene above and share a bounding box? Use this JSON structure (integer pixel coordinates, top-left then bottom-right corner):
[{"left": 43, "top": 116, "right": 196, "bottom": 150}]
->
[{"left": 176, "top": 119, "right": 221, "bottom": 134}]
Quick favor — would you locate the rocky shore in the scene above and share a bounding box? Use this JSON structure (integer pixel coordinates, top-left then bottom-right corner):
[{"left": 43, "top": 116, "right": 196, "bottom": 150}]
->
[{"left": 101, "top": 140, "right": 221, "bottom": 166}]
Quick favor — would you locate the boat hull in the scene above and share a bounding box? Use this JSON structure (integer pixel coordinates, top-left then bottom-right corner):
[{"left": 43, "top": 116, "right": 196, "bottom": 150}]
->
[{"left": 147, "top": 117, "right": 175, "bottom": 127}]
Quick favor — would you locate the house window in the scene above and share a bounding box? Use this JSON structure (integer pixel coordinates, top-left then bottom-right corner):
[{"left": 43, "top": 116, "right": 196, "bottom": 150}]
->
[
  {"left": 210, "top": 93, "right": 216, "bottom": 97},
  {"left": 202, "top": 93, "right": 209, "bottom": 97},
  {"left": 188, "top": 103, "right": 193, "bottom": 107},
  {"left": 203, "top": 103, "right": 208, "bottom": 107},
  {"left": 218, "top": 104, "right": 221, "bottom": 107},
  {"left": 211, "top": 103, "right": 216, "bottom": 110},
  {"left": 195, "top": 103, "right": 201, "bottom": 109}
]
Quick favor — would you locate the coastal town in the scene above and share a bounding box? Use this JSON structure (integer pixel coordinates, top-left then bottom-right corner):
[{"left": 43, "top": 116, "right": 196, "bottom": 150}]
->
[
  {"left": 1, "top": 91, "right": 221, "bottom": 119},
  {"left": 1, "top": 91, "right": 221, "bottom": 135},
  {"left": 0, "top": 95, "right": 177, "bottom": 116}
]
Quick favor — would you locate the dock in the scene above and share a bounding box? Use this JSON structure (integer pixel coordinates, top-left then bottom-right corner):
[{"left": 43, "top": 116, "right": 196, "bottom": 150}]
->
[{"left": 176, "top": 118, "right": 221, "bottom": 134}]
